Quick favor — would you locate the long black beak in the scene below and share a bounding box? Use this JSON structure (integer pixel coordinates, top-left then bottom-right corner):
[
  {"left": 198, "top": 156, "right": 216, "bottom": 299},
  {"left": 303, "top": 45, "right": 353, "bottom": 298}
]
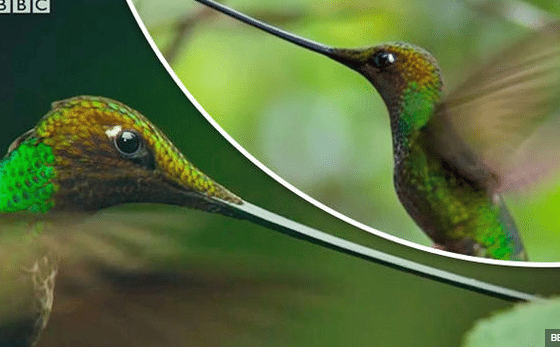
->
[
  {"left": 192, "top": 1, "right": 371, "bottom": 82},
  {"left": 194, "top": 0, "right": 338, "bottom": 57}
]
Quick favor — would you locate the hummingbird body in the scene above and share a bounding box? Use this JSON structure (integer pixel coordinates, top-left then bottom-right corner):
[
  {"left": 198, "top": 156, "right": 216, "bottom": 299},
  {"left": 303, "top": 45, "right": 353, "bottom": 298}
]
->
[
  {"left": 194, "top": 0, "right": 560, "bottom": 260},
  {"left": 395, "top": 128, "right": 523, "bottom": 259}
]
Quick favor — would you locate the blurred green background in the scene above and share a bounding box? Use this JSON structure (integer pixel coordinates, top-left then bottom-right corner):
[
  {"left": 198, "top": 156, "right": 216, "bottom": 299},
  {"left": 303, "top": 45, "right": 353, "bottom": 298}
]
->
[
  {"left": 2, "top": 1, "right": 560, "bottom": 346},
  {"left": 134, "top": 0, "right": 560, "bottom": 262}
]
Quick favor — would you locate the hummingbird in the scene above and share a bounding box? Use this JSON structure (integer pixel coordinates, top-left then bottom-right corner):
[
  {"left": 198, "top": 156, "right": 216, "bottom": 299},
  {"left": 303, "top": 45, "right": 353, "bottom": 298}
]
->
[
  {"left": 193, "top": 0, "right": 560, "bottom": 261},
  {"left": 0, "top": 96, "right": 539, "bottom": 346}
]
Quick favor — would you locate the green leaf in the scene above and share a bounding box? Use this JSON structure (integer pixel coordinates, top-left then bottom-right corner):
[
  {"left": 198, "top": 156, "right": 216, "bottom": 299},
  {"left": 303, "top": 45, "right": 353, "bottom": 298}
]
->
[{"left": 463, "top": 296, "right": 560, "bottom": 347}]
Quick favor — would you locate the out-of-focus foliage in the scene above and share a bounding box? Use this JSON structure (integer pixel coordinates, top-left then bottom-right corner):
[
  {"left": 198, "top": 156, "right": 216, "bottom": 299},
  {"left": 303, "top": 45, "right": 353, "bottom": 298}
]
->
[
  {"left": 135, "top": 0, "right": 560, "bottom": 262},
  {"left": 463, "top": 296, "right": 560, "bottom": 347}
]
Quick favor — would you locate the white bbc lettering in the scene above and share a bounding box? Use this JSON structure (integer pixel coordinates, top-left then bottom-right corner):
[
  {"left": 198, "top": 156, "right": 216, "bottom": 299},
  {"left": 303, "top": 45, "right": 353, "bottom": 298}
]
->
[
  {"left": 33, "top": 0, "right": 49, "bottom": 13},
  {"left": 13, "top": 0, "right": 31, "bottom": 13},
  {"left": 0, "top": 0, "right": 10, "bottom": 13},
  {"left": 0, "top": 0, "right": 50, "bottom": 13}
]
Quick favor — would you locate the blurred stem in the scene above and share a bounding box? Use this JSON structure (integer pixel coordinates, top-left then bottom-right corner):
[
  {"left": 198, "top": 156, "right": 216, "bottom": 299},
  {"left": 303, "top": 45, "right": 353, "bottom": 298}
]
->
[
  {"left": 164, "top": 7, "right": 213, "bottom": 64},
  {"left": 164, "top": 4, "right": 311, "bottom": 64}
]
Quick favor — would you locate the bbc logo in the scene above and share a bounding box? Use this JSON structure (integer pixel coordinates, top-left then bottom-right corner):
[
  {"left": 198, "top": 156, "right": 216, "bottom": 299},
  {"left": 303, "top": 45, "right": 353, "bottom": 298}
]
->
[
  {"left": 546, "top": 329, "right": 560, "bottom": 347},
  {"left": 0, "top": 0, "right": 50, "bottom": 13}
]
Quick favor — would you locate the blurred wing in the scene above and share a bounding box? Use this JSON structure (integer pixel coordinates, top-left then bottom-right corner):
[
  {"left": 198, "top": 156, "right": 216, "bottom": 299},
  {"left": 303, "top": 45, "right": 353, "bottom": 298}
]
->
[
  {"left": 430, "top": 22, "right": 560, "bottom": 191},
  {"left": 40, "top": 267, "right": 328, "bottom": 347},
  {"left": 0, "top": 210, "right": 332, "bottom": 347}
]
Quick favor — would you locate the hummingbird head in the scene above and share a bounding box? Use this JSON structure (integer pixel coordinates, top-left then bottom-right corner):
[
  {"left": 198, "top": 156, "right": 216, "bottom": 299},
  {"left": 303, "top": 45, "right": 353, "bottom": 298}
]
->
[
  {"left": 331, "top": 43, "right": 443, "bottom": 133},
  {"left": 7, "top": 96, "right": 241, "bottom": 213}
]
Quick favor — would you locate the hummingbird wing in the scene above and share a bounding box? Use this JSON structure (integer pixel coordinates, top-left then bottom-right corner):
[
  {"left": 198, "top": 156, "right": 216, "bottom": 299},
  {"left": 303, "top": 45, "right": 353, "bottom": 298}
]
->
[
  {"left": 0, "top": 210, "right": 332, "bottom": 347},
  {"left": 428, "top": 22, "right": 560, "bottom": 192}
]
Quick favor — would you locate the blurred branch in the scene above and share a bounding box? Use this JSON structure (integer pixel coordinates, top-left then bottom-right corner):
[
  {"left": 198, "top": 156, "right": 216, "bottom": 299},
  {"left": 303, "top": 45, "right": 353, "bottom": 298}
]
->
[
  {"left": 163, "top": 7, "right": 213, "bottom": 64},
  {"left": 162, "top": 6, "right": 312, "bottom": 65}
]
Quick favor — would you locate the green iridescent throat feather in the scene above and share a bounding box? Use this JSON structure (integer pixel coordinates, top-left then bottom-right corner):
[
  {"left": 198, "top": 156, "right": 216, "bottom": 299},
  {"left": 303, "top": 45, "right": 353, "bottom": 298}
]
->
[
  {"left": 0, "top": 137, "right": 57, "bottom": 213},
  {"left": 398, "top": 82, "right": 439, "bottom": 135}
]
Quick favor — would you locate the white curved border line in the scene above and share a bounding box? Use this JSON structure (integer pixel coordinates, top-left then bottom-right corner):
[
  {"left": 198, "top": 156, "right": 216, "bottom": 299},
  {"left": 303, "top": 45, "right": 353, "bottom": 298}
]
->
[{"left": 125, "top": 0, "right": 560, "bottom": 268}]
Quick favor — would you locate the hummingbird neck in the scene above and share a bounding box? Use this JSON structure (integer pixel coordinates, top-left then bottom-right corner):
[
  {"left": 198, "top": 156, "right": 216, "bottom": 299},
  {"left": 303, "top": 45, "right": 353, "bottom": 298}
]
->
[
  {"left": 389, "top": 82, "right": 441, "bottom": 160},
  {"left": 399, "top": 83, "right": 439, "bottom": 133},
  {"left": 0, "top": 137, "right": 58, "bottom": 213}
]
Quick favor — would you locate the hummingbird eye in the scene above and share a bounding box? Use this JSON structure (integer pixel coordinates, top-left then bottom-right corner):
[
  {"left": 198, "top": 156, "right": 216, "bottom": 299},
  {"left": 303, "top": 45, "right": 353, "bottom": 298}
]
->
[
  {"left": 113, "top": 129, "right": 156, "bottom": 170},
  {"left": 115, "top": 130, "right": 142, "bottom": 156},
  {"left": 372, "top": 51, "right": 396, "bottom": 69}
]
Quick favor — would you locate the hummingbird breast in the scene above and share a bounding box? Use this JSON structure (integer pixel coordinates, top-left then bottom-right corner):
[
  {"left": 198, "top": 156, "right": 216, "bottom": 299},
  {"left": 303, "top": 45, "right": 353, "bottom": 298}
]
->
[{"left": 392, "top": 132, "right": 526, "bottom": 260}]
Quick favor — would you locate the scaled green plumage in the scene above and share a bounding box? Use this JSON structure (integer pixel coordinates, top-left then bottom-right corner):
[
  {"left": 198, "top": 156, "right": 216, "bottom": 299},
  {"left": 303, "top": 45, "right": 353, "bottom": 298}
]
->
[{"left": 0, "top": 139, "right": 57, "bottom": 214}]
